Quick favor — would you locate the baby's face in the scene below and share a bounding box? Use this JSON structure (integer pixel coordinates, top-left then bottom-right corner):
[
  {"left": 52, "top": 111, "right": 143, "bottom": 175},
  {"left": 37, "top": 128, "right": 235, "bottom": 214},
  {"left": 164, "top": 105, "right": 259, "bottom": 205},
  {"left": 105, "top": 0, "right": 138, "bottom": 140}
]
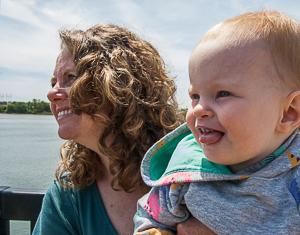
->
[{"left": 186, "top": 38, "right": 289, "bottom": 171}]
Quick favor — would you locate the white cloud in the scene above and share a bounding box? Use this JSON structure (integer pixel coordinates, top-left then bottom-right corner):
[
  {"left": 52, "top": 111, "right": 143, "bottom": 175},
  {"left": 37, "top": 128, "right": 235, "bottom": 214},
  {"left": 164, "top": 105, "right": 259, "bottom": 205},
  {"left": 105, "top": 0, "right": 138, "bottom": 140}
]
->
[
  {"left": 1, "top": 0, "right": 300, "bottom": 106},
  {"left": 1, "top": 0, "right": 45, "bottom": 29},
  {"left": 0, "top": 29, "right": 59, "bottom": 72},
  {"left": 0, "top": 75, "right": 49, "bottom": 101},
  {"left": 0, "top": 0, "right": 90, "bottom": 78}
]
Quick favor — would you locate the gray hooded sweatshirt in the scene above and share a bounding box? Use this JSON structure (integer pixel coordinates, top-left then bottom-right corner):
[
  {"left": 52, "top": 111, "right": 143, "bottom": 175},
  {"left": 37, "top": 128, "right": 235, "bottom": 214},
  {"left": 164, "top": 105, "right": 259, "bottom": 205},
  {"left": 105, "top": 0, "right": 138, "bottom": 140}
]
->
[{"left": 134, "top": 123, "right": 300, "bottom": 235}]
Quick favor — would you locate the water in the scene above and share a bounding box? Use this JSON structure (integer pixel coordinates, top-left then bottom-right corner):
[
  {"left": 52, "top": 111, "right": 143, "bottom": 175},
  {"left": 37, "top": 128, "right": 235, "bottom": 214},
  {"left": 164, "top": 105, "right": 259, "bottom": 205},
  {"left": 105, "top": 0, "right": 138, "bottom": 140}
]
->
[{"left": 0, "top": 114, "right": 63, "bottom": 234}]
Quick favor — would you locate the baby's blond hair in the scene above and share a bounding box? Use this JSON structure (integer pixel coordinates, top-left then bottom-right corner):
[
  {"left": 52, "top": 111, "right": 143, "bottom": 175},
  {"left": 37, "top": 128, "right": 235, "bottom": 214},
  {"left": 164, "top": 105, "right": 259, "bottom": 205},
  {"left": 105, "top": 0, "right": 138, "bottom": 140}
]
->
[{"left": 202, "top": 11, "right": 300, "bottom": 88}]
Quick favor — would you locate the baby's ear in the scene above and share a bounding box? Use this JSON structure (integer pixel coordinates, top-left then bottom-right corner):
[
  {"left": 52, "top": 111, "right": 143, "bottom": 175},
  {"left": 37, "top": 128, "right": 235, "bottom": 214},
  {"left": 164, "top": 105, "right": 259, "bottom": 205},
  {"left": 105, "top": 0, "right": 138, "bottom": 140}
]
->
[{"left": 277, "top": 91, "right": 300, "bottom": 133}]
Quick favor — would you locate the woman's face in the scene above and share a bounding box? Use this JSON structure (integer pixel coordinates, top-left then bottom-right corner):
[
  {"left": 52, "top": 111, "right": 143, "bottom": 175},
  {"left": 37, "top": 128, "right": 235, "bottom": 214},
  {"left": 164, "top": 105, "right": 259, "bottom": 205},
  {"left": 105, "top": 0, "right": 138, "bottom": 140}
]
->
[{"left": 47, "top": 48, "right": 105, "bottom": 147}]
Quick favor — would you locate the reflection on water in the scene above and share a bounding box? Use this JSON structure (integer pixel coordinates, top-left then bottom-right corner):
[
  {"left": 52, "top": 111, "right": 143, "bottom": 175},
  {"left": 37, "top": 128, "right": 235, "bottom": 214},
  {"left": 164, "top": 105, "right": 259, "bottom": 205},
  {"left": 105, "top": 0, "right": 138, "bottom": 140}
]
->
[{"left": 0, "top": 113, "right": 63, "bottom": 234}]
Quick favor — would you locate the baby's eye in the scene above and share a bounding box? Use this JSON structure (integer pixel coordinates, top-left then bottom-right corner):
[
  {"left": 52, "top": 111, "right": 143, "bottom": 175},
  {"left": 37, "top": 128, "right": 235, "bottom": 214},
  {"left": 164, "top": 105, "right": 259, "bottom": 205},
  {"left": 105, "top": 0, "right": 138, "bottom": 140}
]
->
[
  {"left": 189, "top": 93, "right": 200, "bottom": 106},
  {"left": 190, "top": 93, "right": 200, "bottom": 101},
  {"left": 216, "top": 90, "right": 231, "bottom": 98}
]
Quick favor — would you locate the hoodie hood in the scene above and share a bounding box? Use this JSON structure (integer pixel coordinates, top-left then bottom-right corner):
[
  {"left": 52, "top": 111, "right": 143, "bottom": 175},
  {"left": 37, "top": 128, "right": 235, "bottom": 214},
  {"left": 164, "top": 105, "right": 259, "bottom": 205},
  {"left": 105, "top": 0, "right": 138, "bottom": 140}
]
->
[
  {"left": 141, "top": 123, "right": 300, "bottom": 187},
  {"left": 141, "top": 123, "right": 234, "bottom": 187}
]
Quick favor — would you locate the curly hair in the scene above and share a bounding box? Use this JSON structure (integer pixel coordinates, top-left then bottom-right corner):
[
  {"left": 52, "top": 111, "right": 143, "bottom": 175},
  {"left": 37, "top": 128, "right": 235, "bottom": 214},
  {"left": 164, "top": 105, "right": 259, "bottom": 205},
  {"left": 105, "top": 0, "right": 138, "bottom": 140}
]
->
[{"left": 55, "top": 24, "right": 183, "bottom": 192}]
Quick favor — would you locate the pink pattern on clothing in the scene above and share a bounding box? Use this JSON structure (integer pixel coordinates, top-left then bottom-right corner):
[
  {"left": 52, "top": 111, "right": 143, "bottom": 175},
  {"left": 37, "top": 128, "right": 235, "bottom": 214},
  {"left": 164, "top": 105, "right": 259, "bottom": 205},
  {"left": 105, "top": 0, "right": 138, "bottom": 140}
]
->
[
  {"left": 160, "top": 172, "right": 194, "bottom": 185},
  {"left": 144, "top": 192, "right": 162, "bottom": 221}
]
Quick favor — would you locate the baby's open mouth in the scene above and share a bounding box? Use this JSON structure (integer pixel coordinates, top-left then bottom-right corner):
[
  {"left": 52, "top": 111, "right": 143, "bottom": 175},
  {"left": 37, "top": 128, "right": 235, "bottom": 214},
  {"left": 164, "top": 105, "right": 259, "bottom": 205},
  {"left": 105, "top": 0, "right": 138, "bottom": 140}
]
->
[{"left": 197, "top": 127, "right": 224, "bottom": 145}]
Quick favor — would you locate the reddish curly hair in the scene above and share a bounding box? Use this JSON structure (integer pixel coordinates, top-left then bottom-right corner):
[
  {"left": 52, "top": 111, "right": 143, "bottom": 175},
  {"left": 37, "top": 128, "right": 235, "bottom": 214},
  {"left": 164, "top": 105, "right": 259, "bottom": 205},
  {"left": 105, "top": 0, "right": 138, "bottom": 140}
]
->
[{"left": 55, "top": 24, "right": 183, "bottom": 192}]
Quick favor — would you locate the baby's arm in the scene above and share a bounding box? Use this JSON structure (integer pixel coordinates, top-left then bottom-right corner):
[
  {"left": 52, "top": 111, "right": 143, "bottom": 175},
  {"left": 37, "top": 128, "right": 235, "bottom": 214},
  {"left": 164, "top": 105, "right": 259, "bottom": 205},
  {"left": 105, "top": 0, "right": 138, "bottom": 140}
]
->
[
  {"left": 177, "top": 217, "right": 216, "bottom": 235},
  {"left": 134, "top": 183, "right": 190, "bottom": 235}
]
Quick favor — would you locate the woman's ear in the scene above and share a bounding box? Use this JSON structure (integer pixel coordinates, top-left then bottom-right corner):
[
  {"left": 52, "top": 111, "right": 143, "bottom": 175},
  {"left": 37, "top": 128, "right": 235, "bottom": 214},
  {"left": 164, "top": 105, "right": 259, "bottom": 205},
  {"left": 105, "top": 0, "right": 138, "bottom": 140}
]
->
[{"left": 277, "top": 91, "right": 300, "bottom": 133}]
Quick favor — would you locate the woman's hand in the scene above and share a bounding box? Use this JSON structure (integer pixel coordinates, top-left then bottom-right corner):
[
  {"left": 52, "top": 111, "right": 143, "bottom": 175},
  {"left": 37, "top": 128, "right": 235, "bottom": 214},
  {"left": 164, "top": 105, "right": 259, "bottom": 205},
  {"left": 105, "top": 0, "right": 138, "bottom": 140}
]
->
[{"left": 177, "top": 217, "right": 216, "bottom": 235}]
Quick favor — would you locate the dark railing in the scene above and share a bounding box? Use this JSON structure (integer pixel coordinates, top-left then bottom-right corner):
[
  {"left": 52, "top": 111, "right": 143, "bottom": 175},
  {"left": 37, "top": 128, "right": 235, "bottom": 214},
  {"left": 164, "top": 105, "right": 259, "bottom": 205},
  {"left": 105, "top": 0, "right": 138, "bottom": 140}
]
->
[{"left": 0, "top": 186, "right": 45, "bottom": 235}]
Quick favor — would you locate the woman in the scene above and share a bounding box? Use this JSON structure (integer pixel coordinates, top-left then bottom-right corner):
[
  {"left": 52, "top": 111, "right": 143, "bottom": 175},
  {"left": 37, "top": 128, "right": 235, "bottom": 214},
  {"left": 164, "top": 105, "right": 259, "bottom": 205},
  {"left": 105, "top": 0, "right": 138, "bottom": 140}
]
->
[{"left": 33, "top": 24, "right": 182, "bottom": 235}]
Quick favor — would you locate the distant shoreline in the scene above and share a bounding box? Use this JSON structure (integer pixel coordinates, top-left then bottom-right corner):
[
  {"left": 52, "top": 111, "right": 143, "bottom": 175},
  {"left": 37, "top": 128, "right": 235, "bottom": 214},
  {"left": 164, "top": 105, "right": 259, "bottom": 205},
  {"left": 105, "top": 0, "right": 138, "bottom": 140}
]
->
[
  {"left": 0, "top": 112, "right": 52, "bottom": 115},
  {"left": 0, "top": 99, "right": 51, "bottom": 115}
]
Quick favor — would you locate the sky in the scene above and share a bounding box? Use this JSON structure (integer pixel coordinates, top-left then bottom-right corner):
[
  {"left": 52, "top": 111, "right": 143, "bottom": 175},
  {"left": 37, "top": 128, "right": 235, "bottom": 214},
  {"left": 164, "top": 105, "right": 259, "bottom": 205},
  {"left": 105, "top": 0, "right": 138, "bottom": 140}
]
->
[{"left": 1, "top": 0, "right": 300, "bottom": 107}]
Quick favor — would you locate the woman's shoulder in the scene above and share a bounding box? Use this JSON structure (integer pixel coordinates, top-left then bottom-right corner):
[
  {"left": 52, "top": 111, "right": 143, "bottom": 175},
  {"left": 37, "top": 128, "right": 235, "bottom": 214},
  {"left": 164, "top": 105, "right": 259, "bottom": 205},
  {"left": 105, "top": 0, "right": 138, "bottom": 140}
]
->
[
  {"left": 44, "top": 180, "right": 118, "bottom": 235},
  {"left": 46, "top": 180, "right": 96, "bottom": 204},
  {"left": 43, "top": 181, "right": 97, "bottom": 230},
  {"left": 33, "top": 180, "right": 100, "bottom": 235},
  {"left": 44, "top": 180, "right": 80, "bottom": 218}
]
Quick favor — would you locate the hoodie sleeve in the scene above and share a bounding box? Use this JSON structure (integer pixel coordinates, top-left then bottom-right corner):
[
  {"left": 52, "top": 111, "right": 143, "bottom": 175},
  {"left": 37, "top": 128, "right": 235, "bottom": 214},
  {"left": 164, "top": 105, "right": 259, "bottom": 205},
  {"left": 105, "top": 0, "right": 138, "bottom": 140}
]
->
[{"left": 134, "top": 183, "right": 190, "bottom": 234}]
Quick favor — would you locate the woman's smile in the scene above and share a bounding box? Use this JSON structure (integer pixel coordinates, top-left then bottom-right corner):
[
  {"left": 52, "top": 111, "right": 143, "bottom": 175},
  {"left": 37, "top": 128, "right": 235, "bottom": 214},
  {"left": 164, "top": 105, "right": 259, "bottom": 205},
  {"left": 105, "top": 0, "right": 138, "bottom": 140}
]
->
[{"left": 57, "top": 108, "right": 73, "bottom": 121}]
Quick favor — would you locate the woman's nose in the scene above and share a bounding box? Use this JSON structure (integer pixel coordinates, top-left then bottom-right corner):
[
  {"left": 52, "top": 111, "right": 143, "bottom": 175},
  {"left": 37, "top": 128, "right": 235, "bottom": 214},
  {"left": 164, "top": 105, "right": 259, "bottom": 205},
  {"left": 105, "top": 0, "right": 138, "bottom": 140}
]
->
[
  {"left": 47, "top": 87, "right": 68, "bottom": 102},
  {"left": 193, "top": 102, "right": 214, "bottom": 119}
]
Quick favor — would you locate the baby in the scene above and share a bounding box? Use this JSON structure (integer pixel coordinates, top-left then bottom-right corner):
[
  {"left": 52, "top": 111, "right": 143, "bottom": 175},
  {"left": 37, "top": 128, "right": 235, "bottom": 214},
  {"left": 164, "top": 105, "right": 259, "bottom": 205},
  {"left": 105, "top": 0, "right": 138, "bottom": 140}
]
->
[{"left": 134, "top": 11, "right": 300, "bottom": 234}]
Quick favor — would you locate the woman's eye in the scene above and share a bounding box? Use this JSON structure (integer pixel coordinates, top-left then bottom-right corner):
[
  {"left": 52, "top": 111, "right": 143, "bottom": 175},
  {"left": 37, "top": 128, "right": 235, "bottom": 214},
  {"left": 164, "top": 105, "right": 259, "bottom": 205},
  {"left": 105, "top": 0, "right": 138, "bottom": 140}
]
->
[
  {"left": 68, "top": 74, "right": 77, "bottom": 81},
  {"left": 216, "top": 90, "right": 231, "bottom": 98},
  {"left": 65, "top": 74, "right": 78, "bottom": 86},
  {"left": 50, "top": 77, "right": 56, "bottom": 88}
]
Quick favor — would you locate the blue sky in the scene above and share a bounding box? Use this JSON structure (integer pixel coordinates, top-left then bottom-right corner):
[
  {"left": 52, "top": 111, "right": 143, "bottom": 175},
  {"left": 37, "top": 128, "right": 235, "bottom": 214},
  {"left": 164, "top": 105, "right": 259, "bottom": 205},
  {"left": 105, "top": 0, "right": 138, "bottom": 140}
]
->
[{"left": 1, "top": 0, "right": 300, "bottom": 107}]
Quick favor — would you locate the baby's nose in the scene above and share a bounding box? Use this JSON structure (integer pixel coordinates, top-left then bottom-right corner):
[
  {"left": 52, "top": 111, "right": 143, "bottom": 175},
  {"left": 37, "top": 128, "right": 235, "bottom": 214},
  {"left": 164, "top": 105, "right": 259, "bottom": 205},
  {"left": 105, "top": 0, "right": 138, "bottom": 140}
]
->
[{"left": 193, "top": 103, "right": 214, "bottom": 119}]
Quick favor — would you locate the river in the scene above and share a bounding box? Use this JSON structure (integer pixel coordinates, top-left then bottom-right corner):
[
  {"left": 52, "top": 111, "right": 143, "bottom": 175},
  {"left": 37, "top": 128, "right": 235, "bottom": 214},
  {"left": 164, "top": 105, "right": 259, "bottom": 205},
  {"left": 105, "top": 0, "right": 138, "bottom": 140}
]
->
[{"left": 0, "top": 113, "right": 63, "bottom": 234}]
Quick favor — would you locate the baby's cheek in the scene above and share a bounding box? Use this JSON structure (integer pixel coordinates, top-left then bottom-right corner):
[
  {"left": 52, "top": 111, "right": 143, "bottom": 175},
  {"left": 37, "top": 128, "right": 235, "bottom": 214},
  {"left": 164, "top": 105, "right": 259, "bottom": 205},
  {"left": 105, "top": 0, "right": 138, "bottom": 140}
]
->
[
  {"left": 186, "top": 113, "right": 199, "bottom": 142},
  {"left": 186, "top": 109, "right": 195, "bottom": 129}
]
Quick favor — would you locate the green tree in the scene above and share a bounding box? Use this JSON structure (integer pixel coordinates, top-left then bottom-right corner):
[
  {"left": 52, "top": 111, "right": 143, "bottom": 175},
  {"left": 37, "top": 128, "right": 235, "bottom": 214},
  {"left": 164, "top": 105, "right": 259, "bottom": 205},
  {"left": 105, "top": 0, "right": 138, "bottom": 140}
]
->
[
  {"left": 6, "top": 102, "right": 27, "bottom": 113},
  {"left": 2, "top": 100, "right": 51, "bottom": 114}
]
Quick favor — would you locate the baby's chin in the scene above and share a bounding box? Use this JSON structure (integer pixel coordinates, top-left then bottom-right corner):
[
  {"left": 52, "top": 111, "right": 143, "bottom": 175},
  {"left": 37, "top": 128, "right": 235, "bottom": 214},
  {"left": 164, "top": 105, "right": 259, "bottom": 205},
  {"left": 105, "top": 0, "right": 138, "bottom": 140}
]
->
[{"left": 201, "top": 147, "right": 233, "bottom": 166}]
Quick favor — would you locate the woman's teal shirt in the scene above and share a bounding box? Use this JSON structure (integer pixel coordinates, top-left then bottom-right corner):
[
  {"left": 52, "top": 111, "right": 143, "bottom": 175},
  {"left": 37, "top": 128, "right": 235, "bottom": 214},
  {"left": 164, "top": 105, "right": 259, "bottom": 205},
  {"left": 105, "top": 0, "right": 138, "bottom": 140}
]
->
[{"left": 32, "top": 181, "right": 118, "bottom": 235}]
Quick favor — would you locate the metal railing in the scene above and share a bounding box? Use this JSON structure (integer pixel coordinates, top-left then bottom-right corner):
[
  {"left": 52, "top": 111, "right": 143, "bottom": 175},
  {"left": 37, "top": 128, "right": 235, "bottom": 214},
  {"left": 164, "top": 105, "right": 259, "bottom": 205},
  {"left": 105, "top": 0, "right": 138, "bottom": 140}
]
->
[{"left": 0, "top": 186, "right": 45, "bottom": 235}]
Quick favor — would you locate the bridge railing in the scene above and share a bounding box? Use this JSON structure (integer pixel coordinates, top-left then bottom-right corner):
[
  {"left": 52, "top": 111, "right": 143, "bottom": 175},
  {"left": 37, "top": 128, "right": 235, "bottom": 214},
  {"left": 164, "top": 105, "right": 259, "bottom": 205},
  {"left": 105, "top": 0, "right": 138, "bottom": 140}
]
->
[{"left": 0, "top": 186, "right": 45, "bottom": 235}]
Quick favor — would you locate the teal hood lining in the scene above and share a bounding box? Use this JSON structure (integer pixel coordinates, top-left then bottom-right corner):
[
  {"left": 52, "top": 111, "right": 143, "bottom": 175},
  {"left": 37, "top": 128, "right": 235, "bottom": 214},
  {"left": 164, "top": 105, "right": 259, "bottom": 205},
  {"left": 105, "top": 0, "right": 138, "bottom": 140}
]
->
[
  {"left": 141, "top": 123, "right": 299, "bottom": 187},
  {"left": 144, "top": 123, "right": 232, "bottom": 182}
]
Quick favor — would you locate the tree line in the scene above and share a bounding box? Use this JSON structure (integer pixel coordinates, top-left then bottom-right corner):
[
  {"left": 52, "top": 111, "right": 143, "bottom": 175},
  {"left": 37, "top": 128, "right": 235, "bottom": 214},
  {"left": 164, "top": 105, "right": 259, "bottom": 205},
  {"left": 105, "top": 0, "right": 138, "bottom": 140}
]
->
[
  {"left": 0, "top": 100, "right": 188, "bottom": 116},
  {"left": 0, "top": 99, "right": 51, "bottom": 114}
]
